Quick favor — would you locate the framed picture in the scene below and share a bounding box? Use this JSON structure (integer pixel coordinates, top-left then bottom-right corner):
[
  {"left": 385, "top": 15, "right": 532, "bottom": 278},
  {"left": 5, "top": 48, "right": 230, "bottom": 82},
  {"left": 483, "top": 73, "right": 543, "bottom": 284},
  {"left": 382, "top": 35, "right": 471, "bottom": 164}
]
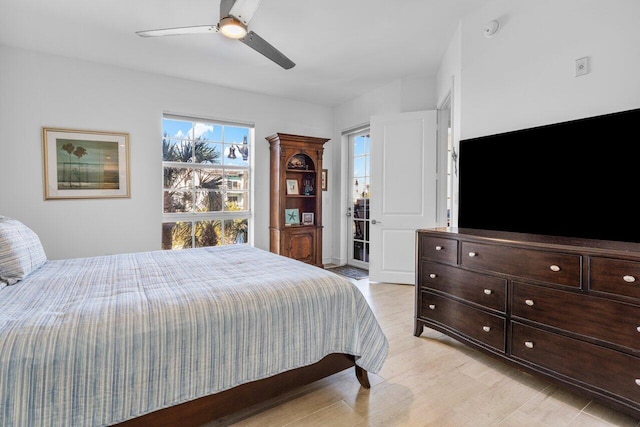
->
[
  {"left": 42, "top": 127, "right": 130, "bottom": 199},
  {"left": 302, "top": 212, "right": 314, "bottom": 225},
  {"left": 321, "top": 169, "right": 328, "bottom": 191},
  {"left": 285, "top": 208, "right": 300, "bottom": 225},
  {"left": 286, "top": 179, "right": 299, "bottom": 195}
]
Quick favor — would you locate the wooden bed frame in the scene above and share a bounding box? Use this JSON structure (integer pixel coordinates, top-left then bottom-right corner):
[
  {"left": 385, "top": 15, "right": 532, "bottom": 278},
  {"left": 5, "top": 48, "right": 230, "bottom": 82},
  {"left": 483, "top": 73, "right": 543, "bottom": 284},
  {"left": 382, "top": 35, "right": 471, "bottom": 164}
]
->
[{"left": 115, "top": 353, "right": 370, "bottom": 426}]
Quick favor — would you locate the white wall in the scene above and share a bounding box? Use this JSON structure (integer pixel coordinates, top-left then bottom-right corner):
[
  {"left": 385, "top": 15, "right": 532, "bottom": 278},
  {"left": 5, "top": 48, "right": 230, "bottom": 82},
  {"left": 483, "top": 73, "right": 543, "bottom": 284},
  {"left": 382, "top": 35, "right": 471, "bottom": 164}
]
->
[
  {"left": 329, "top": 74, "right": 436, "bottom": 265},
  {"left": 436, "top": 0, "right": 640, "bottom": 226},
  {"left": 459, "top": 0, "right": 640, "bottom": 139},
  {"left": 13, "top": 0, "right": 634, "bottom": 262},
  {"left": 0, "top": 45, "right": 333, "bottom": 259}
]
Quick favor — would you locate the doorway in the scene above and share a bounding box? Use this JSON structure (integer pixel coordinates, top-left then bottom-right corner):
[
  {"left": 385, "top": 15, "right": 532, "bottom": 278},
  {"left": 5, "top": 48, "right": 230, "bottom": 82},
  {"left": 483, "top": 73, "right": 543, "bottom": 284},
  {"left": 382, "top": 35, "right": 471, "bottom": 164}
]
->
[
  {"left": 437, "top": 93, "right": 454, "bottom": 227},
  {"left": 347, "top": 129, "right": 370, "bottom": 270}
]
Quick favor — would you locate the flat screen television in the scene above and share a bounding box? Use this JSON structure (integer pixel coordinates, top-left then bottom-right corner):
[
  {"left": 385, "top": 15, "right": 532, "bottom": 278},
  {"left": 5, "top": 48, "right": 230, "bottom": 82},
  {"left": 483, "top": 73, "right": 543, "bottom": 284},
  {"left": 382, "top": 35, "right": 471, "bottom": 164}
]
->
[{"left": 458, "top": 107, "right": 640, "bottom": 243}]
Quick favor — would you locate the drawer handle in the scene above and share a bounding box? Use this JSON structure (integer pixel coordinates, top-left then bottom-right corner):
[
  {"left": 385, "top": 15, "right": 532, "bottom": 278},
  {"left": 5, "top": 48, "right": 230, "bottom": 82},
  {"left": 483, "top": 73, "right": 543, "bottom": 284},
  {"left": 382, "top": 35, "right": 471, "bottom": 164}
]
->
[
  {"left": 482, "top": 326, "right": 491, "bottom": 332},
  {"left": 483, "top": 289, "right": 492, "bottom": 295},
  {"left": 525, "top": 299, "right": 535, "bottom": 306},
  {"left": 636, "top": 326, "right": 640, "bottom": 333},
  {"left": 624, "top": 275, "right": 636, "bottom": 283},
  {"left": 524, "top": 341, "right": 534, "bottom": 349},
  {"left": 429, "top": 273, "right": 437, "bottom": 279},
  {"left": 550, "top": 265, "right": 561, "bottom": 272},
  {"left": 636, "top": 379, "right": 640, "bottom": 386},
  {"left": 428, "top": 304, "right": 436, "bottom": 310},
  {"left": 435, "top": 245, "right": 443, "bottom": 251},
  {"left": 468, "top": 252, "right": 477, "bottom": 257}
]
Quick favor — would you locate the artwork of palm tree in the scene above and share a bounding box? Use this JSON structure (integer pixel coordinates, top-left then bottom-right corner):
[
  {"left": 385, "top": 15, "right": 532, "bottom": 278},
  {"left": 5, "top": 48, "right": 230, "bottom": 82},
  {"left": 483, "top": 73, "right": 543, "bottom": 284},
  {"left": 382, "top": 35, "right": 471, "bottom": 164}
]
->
[
  {"left": 60, "top": 142, "right": 75, "bottom": 187},
  {"left": 56, "top": 139, "right": 119, "bottom": 189}
]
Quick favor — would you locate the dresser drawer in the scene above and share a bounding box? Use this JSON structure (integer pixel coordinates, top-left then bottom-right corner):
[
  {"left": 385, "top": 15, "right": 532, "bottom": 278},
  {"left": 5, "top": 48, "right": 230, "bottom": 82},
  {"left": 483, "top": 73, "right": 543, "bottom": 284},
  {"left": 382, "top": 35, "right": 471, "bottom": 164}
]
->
[
  {"left": 419, "top": 235, "right": 458, "bottom": 265},
  {"left": 420, "top": 291, "right": 505, "bottom": 352},
  {"left": 420, "top": 261, "right": 506, "bottom": 312},
  {"left": 460, "top": 241, "right": 581, "bottom": 288},
  {"left": 591, "top": 257, "right": 640, "bottom": 299},
  {"left": 512, "top": 282, "right": 640, "bottom": 352},
  {"left": 511, "top": 322, "right": 640, "bottom": 405}
]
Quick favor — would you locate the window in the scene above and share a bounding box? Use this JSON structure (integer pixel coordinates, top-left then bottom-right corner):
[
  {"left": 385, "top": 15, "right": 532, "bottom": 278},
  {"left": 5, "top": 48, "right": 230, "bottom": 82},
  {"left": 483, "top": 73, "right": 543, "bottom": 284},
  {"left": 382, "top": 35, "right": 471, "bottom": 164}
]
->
[{"left": 162, "top": 114, "right": 252, "bottom": 249}]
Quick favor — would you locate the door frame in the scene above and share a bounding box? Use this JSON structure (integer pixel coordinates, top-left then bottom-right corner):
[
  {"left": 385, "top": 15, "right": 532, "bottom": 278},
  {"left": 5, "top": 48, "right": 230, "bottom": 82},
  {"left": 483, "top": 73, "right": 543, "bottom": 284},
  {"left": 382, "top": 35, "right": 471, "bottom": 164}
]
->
[
  {"left": 346, "top": 128, "right": 371, "bottom": 270},
  {"left": 336, "top": 85, "right": 455, "bottom": 273},
  {"left": 437, "top": 91, "right": 452, "bottom": 228},
  {"left": 439, "top": 79, "right": 458, "bottom": 228},
  {"left": 337, "top": 123, "right": 369, "bottom": 267}
]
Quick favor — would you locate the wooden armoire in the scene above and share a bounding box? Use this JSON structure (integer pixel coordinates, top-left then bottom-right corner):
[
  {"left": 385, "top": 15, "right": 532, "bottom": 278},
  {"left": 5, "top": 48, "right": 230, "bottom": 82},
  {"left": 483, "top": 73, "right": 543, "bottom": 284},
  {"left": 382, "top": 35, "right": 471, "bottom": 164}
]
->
[{"left": 266, "top": 133, "right": 329, "bottom": 268}]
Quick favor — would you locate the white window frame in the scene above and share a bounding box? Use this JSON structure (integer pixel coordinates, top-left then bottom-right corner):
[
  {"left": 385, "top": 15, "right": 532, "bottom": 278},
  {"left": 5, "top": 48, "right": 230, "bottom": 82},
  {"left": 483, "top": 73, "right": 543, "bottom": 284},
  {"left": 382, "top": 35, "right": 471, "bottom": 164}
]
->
[{"left": 162, "top": 113, "right": 254, "bottom": 248}]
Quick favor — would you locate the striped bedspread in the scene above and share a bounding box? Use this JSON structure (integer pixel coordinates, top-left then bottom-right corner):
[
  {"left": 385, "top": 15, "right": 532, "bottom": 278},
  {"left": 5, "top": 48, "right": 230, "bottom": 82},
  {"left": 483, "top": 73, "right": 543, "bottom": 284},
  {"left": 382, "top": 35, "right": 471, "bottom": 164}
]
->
[{"left": 0, "top": 245, "right": 388, "bottom": 427}]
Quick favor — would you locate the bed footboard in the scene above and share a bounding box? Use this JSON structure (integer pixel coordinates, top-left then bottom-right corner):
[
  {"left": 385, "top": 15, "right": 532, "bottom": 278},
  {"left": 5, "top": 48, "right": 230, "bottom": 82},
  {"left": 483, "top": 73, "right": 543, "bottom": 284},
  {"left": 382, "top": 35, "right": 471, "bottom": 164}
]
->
[{"left": 115, "top": 353, "right": 367, "bottom": 427}]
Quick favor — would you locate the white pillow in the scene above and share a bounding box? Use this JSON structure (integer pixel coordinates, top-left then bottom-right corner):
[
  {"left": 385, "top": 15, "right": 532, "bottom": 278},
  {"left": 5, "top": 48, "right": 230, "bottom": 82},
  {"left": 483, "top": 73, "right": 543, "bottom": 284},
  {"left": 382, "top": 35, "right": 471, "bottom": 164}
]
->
[{"left": 0, "top": 217, "right": 47, "bottom": 285}]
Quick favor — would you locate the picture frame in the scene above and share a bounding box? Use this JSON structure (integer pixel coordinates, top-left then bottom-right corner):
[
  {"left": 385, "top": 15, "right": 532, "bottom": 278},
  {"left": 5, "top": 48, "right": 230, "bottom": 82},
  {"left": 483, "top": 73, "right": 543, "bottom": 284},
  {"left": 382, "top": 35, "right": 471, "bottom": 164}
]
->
[
  {"left": 286, "top": 179, "right": 299, "bottom": 195},
  {"left": 285, "top": 208, "right": 300, "bottom": 225},
  {"left": 321, "top": 169, "right": 328, "bottom": 191},
  {"left": 42, "top": 127, "right": 130, "bottom": 200},
  {"left": 302, "top": 212, "right": 314, "bottom": 225}
]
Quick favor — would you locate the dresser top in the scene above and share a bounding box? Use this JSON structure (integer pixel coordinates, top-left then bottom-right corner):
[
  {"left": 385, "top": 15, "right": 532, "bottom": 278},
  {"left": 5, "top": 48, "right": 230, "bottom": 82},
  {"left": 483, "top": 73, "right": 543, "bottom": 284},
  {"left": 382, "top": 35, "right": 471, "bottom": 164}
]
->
[{"left": 418, "top": 227, "right": 640, "bottom": 258}]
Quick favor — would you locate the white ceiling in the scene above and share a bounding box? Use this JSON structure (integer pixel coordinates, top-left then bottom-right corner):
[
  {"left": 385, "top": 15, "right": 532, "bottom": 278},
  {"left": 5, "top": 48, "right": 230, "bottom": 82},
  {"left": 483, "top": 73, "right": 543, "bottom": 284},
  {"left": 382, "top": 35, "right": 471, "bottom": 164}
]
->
[{"left": 0, "top": 0, "right": 490, "bottom": 107}]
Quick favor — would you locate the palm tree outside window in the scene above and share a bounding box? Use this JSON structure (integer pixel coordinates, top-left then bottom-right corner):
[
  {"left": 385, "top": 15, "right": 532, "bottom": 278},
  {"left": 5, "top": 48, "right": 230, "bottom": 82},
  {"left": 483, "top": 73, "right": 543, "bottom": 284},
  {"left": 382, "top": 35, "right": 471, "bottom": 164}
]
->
[{"left": 161, "top": 114, "right": 252, "bottom": 249}]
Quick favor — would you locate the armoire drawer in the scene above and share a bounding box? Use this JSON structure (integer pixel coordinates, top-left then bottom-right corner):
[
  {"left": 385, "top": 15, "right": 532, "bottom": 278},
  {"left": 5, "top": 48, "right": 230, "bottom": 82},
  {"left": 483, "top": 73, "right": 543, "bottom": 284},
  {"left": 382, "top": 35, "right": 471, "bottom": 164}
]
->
[
  {"left": 420, "top": 291, "right": 505, "bottom": 352},
  {"left": 591, "top": 257, "right": 640, "bottom": 300},
  {"left": 512, "top": 281, "right": 640, "bottom": 352},
  {"left": 420, "top": 261, "right": 506, "bottom": 312},
  {"left": 460, "top": 241, "right": 581, "bottom": 288},
  {"left": 419, "top": 235, "right": 458, "bottom": 265},
  {"left": 511, "top": 322, "right": 640, "bottom": 405}
]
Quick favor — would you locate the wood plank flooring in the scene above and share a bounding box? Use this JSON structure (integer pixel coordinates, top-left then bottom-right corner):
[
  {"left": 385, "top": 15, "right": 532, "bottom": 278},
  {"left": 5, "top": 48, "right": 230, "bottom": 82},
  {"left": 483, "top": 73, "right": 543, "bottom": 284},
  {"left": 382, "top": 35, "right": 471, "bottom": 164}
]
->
[{"left": 206, "top": 280, "right": 640, "bottom": 427}]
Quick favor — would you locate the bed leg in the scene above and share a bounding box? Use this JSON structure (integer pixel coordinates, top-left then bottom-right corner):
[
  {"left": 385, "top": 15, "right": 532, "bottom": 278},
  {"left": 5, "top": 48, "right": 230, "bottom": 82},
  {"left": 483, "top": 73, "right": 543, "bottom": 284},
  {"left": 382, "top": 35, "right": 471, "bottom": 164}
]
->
[{"left": 355, "top": 365, "right": 371, "bottom": 389}]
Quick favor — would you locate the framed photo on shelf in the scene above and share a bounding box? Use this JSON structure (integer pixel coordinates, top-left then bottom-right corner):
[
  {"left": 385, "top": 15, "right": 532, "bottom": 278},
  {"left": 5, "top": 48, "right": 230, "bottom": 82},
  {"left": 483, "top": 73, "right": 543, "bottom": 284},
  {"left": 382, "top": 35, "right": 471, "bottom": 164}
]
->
[
  {"left": 321, "top": 169, "right": 328, "bottom": 191},
  {"left": 302, "top": 212, "right": 314, "bottom": 225},
  {"left": 286, "top": 179, "right": 299, "bottom": 195},
  {"left": 285, "top": 208, "right": 300, "bottom": 225}
]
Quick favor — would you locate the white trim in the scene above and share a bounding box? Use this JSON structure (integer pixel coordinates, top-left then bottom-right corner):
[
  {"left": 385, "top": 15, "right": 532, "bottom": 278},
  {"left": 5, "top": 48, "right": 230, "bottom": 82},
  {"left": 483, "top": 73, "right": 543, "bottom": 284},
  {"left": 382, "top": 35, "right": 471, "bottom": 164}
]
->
[
  {"left": 345, "top": 128, "right": 371, "bottom": 270},
  {"left": 163, "top": 112, "right": 255, "bottom": 129},
  {"left": 341, "top": 122, "right": 370, "bottom": 136}
]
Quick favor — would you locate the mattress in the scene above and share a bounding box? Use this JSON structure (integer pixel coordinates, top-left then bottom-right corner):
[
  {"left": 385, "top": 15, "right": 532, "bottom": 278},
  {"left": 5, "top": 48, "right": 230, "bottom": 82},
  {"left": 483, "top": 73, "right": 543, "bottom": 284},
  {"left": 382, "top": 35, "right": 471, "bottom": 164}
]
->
[{"left": 0, "top": 245, "right": 388, "bottom": 426}]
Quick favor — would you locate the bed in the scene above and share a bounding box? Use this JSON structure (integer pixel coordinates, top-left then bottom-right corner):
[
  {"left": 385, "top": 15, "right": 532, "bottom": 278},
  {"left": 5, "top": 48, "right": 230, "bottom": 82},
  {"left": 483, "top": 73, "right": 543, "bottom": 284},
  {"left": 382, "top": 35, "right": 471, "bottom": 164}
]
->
[{"left": 0, "top": 216, "right": 388, "bottom": 427}]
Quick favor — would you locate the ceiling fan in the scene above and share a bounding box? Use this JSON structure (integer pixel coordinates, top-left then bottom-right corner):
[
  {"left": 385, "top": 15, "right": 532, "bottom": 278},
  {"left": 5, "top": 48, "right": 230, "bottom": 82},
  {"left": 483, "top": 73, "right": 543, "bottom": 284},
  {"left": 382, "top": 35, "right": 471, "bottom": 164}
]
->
[{"left": 135, "top": 0, "right": 295, "bottom": 69}]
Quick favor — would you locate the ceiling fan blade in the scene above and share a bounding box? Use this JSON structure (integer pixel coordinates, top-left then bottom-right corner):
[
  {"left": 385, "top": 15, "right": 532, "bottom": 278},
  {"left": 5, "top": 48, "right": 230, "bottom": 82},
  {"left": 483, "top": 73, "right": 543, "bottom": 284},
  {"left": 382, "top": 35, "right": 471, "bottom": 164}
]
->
[
  {"left": 228, "top": 0, "right": 263, "bottom": 25},
  {"left": 239, "top": 31, "right": 295, "bottom": 69},
  {"left": 136, "top": 25, "right": 218, "bottom": 37},
  {"left": 219, "top": 0, "right": 236, "bottom": 20}
]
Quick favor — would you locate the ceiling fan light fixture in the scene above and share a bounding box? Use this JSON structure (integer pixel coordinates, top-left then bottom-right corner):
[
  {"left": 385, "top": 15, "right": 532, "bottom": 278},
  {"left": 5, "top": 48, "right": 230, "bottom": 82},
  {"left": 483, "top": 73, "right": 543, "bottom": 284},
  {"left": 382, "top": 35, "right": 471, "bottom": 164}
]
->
[{"left": 219, "top": 16, "right": 248, "bottom": 39}]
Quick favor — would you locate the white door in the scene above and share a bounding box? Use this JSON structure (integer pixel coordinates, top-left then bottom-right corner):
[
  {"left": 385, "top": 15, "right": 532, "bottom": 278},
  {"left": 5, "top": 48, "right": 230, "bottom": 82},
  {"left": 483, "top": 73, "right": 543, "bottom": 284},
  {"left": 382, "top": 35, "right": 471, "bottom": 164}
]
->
[{"left": 369, "top": 111, "right": 439, "bottom": 284}]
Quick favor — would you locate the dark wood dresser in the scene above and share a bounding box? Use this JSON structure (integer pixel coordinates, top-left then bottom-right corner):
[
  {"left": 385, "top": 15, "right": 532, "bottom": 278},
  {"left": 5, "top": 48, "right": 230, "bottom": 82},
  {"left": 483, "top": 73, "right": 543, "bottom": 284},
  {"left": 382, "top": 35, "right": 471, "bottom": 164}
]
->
[{"left": 415, "top": 227, "right": 640, "bottom": 419}]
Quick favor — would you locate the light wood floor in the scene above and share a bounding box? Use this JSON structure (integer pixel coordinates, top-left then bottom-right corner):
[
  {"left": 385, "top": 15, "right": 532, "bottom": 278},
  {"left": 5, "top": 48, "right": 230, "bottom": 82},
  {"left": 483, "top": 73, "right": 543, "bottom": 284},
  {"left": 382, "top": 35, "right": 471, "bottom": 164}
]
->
[{"left": 209, "top": 279, "right": 640, "bottom": 427}]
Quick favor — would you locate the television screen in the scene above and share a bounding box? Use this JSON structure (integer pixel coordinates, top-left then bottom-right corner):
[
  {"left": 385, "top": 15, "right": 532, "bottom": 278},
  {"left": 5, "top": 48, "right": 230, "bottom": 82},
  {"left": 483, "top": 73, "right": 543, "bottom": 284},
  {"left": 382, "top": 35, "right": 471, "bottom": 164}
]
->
[{"left": 458, "top": 107, "right": 640, "bottom": 243}]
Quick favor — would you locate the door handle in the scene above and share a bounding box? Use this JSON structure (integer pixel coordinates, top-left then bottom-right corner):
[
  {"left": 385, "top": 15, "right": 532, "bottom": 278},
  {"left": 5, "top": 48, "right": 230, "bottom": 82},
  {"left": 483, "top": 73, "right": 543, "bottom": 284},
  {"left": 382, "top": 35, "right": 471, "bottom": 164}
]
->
[
  {"left": 346, "top": 213, "right": 352, "bottom": 217},
  {"left": 371, "top": 220, "right": 381, "bottom": 224}
]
